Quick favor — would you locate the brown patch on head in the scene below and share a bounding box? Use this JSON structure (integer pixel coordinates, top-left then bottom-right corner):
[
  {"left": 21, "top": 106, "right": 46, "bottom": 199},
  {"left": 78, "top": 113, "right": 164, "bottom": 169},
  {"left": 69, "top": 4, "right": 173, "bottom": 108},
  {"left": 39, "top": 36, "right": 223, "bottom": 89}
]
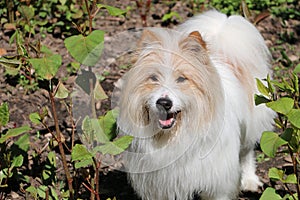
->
[{"left": 188, "top": 31, "right": 207, "bottom": 50}]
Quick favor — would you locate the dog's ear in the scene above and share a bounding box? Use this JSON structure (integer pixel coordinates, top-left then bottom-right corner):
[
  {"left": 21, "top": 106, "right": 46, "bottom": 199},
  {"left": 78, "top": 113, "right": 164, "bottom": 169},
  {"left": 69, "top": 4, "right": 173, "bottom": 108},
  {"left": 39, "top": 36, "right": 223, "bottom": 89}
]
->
[
  {"left": 180, "top": 31, "right": 207, "bottom": 53},
  {"left": 138, "top": 29, "right": 161, "bottom": 48},
  {"left": 188, "top": 31, "right": 207, "bottom": 50}
]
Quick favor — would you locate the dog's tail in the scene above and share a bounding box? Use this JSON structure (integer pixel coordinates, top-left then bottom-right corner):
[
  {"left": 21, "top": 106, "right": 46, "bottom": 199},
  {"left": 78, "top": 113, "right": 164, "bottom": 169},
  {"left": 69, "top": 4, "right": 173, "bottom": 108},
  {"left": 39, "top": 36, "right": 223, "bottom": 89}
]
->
[{"left": 178, "top": 10, "right": 272, "bottom": 79}]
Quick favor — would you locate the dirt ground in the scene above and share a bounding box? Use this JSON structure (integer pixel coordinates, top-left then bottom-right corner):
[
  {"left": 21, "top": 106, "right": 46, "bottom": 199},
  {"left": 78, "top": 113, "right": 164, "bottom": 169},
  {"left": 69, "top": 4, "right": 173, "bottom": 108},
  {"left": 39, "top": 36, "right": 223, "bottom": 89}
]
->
[{"left": 0, "top": 1, "right": 299, "bottom": 200}]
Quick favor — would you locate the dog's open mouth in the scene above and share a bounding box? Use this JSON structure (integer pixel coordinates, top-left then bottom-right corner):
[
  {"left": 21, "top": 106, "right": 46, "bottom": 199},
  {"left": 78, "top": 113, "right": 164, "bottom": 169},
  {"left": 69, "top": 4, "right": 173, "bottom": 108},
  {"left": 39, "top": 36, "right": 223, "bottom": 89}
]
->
[{"left": 157, "top": 110, "right": 180, "bottom": 129}]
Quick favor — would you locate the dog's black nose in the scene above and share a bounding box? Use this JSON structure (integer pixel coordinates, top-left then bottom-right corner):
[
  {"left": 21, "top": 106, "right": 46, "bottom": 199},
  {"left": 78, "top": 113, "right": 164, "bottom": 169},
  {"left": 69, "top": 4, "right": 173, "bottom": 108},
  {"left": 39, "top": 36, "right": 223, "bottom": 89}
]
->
[{"left": 156, "top": 98, "right": 173, "bottom": 111}]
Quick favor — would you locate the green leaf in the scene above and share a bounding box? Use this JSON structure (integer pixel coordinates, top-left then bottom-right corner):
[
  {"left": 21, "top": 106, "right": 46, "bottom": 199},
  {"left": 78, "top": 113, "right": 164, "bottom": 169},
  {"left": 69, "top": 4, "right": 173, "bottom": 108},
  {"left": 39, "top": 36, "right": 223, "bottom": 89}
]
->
[
  {"left": 266, "top": 97, "right": 294, "bottom": 115},
  {"left": 93, "top": 135, "right": 133, "bottom": 155},
  {"left": 11, "top": 155, "right": 24, "bottom": 168},
  {"left": 74, "top": 158, "right": 94, "bottom": 169},
  {"left": 287, "top": 109, "right": 300, "bottom": 128},
  {"left": 94, "top": 81, "right": 108, "bottom": 101},
  {"left": 29, "top": 54, "right": 62, "bottom": 80},
  {"left": 162, "top": 11, "right": 182, "bottom": 22},
  {"left": 280, "top": 128, "right": 293, "bottom": 142},
  {"left": 18, "top": 5, "right": 35, "bottom": 19},
  {"left": 29, "top": 112, "right": 41, "bottom": 124},
  {"left": 98, "top": 110, "right": 118, "bottom": 141},
  {"left": 15, "top": 134, "right": 30, "bottom": 152},
  {"left": 294, "top": 63, "right": 300, "bottom": 73},
  {"left": 0, "top": 102, "right": 9, "bottom": 127},
  {"left": 259, "top": 187, "right": 282, "bottom": 200},
  {"left": 0, "top": 126, "right": 31, "bottom": 143},
  {"left": 64, "top": 30, "right": 104, "bottom": 66},
  {"left": 82, "top": 116, "right": 109, "bottom": 144},
  {"left": 97, "top": 4, "right": 126, "bottom": 16},
  {"left": 283, "top": 174, "right": 297, "bottom": 184},
  {"left": 256, "top": 78, "right": 269, "bottom": 97},
  {"left": 47, "top": 151, "right": 56, "bottom": 167},
  {"left": 254, "top": 94, "right": 270, "bottom": 105},
  {"left": 54, "top": 82, "right": 69, "bottom": 99},
  {"left": 113, "top": 135, "right": 133, "bottom": 150},
  {"left": 26, "top": 186, "right": 38, "bottom": 199},
  {"left": 71, "top": 144, "right": 93, "bottom": 161},
  {"left": 260, "top": 131, "right": 288, "bottom": 158},
  {"left": 268, "top": 167, "right": 283, "bottom": 181}
]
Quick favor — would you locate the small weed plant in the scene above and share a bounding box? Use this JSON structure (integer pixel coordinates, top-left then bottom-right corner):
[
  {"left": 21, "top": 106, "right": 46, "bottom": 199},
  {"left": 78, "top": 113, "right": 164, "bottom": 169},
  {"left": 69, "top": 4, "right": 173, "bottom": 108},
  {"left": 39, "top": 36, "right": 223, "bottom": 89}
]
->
[
  {"left": 256, "top": 64, "right": 300, "bottom": 199},
  {"left": 0, "top": 1, "right": 129, "bottom": 200}
]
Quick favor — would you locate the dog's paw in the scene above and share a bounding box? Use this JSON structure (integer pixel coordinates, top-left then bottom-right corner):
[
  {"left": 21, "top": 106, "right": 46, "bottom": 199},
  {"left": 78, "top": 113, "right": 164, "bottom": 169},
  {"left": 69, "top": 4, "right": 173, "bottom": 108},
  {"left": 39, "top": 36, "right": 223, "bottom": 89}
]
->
[{"left": 241, "top": 175, "right": 263, "bottom": 192}]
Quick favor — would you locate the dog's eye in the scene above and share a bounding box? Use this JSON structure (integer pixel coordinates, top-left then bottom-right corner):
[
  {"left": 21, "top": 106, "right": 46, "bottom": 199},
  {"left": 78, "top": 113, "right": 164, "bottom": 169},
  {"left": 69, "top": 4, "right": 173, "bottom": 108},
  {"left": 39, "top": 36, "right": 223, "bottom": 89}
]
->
[
  {"left": 176, "top": 76, "right": 187, "bottom": 83},
  {"left": 149, "top": 75, "right": 159, "bottom": 82}
]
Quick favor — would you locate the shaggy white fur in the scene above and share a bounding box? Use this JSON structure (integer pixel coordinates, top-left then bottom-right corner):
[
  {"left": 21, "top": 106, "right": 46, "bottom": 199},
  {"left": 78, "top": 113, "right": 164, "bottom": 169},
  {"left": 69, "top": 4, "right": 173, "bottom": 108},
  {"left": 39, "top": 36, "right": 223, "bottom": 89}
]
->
[{"left": 117, "top": 10, "right": 276, "bottom": 200}]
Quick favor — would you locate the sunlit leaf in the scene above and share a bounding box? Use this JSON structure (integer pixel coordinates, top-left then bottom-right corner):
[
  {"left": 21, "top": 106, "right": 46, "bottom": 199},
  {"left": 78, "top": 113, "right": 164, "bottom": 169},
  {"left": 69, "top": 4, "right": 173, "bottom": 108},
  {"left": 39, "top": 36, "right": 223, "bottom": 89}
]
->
[
  {"left": 93, "top": 135, "right": 133, "bottom": 155},
  {"left": 0, "top": 126, "right": 31, "bottom": 143},
  {"left": 97, "top": 4, "right": 126, "bottom": 16},
  {"left": 64, "top": 30, "right": 104, "bottom": 66},
  {"left": 0, "top": 102, "right": 9, "bottom": 127},
  {"left": 287, "top": 109, "right": 300, "bottom": 129},
  {"left": 71, "top": 144, "right": 93, "bottom": 161},
  {"left": 29, "top": 54, "right": 62, "bottom": 80},
  {"left": 54, "top": 82, "right": 69, "bottom": 99},
  {"left": 256, "top": 78, "right": 269, "bottom": 97},
  {"left": 29, "top": 112, "right": 41, "bottom": 124},
  {"left": 260, "top": 131, "right": 287, "bottom": 158},
  {"left": 259, "top": 187, "right": 282, "bottom": 200},
  {"left": 266, "top": 97, "right": 294, "bottom": 115}
]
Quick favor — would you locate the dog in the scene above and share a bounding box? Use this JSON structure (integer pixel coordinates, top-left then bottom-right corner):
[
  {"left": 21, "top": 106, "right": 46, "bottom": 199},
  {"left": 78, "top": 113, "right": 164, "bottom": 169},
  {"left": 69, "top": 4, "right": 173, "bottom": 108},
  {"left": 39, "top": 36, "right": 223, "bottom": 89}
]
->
[{"left": 116, "top": 10, "right": 275, "bottom": 200}]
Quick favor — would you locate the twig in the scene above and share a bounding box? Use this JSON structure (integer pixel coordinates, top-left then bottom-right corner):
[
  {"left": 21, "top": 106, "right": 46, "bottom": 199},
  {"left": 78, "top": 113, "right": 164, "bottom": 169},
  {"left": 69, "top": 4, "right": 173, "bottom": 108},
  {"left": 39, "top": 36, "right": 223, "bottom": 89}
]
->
[{"left": 48, "top": 81, "right": 74, "bottom": 199}]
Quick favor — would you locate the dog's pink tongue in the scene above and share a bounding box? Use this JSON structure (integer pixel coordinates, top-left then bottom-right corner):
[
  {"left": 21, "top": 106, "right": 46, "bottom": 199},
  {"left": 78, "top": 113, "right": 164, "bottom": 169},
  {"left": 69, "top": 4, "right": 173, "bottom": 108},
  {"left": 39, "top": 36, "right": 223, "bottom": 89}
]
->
[{"left": 159, "top": 118, "right": 173, "bottom": 126}]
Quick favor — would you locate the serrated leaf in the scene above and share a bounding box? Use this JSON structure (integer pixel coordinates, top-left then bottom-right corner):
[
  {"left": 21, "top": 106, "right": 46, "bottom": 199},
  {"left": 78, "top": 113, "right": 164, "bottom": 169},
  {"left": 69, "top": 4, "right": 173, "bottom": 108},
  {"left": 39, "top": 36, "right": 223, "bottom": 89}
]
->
[
  {"left": 0, "top": 126, "right": 31, "bottom": 143},
  {"left": 0, "top": 102, "right": 9, "bottom": 127},
  {"left": 29, "top": 112, "right": 41, "bottom": 124},
  {"left": 97, "top": 4, "right": 126, "bottom": 16},
  {"left": 256, "top": 78, "right": 269, "bottom": 97},
  {"left": 260, "top": 131, "right": 288, "bottom": 158},
  {"left": 287, "top": 109, "right": 300, "bottom": 129},
  {"left": 71, "top": 144, "right": 93, "bottom": 161},
  {"left": 64, "top": 30, "right": 104, "bottom": 66},
  {"left": 266, "top": 97, "right": 294, "bottom": 115},
  {"left": 54, "top": 82, "right": 69, "bottom": 99},
  {"left": 259, "top": 187, "right": 282, "bottom": 200},
  {"left": 29, "top": 54, "right": 62, "bottom": 80}
]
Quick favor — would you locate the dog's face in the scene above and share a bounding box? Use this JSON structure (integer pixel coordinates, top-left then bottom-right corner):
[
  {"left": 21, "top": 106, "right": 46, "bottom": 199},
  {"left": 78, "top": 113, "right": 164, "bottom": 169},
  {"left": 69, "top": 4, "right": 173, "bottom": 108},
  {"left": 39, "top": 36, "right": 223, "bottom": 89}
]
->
[{"left": 117, "top": 28, "right": 223, "bottom": 139}]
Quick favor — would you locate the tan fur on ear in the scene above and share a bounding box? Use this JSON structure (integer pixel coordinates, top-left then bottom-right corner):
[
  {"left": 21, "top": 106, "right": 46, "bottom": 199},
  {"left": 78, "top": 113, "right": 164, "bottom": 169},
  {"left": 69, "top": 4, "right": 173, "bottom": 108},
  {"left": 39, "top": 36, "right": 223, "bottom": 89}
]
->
[
  {"left": 138, "top": 29, "right": 161, "bottom": 47},
  {"left": 188, "top": 31, "right": 207, "bottom": 50}
]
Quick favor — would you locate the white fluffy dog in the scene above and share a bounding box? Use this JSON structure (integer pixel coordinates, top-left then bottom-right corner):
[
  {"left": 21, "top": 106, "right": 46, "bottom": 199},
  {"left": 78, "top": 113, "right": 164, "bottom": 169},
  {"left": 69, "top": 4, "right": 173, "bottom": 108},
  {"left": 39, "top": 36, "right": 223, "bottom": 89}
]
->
[{"left": 116, "top": 10, "right": 275, "bottom": 200}]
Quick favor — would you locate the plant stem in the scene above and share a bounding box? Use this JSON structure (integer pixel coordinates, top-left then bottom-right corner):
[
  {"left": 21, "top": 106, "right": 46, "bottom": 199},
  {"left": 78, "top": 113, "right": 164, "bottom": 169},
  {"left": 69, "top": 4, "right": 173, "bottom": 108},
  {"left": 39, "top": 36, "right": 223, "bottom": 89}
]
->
[
  {"left": 287, "top": 145, "right": 300, "bottom": 198},
  {"left": 49, "top": 81, "right": 74, "bottom": 199},
  {"left": 84, "top": 0, "right": 93, "bottom": 34}
]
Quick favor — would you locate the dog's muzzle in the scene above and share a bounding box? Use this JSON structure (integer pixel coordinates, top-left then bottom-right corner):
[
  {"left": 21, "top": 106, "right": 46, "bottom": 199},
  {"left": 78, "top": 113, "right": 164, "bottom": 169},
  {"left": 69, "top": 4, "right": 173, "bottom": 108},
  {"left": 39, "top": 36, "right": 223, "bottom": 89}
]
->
[{"left": 156, "top": 97, "right": 180, "bottom": 129}]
